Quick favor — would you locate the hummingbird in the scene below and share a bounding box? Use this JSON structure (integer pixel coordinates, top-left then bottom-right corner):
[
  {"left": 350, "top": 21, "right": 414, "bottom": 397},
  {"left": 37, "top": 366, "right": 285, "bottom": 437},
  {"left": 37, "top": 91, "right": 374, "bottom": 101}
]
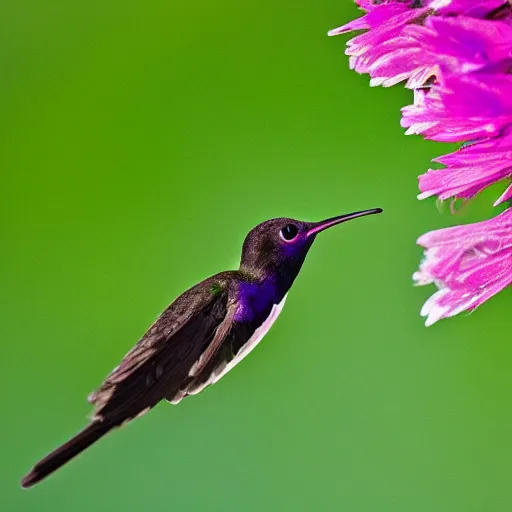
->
[{"left": 21, "top": 208, "right": 382, "bottom": 488}]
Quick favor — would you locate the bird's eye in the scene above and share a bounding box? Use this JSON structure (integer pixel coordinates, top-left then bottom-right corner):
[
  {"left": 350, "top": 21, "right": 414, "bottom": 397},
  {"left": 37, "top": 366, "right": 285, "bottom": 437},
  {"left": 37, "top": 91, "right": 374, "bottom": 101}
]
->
[{"left": 280, "top": 224, "right": 299, "bottom": 242}]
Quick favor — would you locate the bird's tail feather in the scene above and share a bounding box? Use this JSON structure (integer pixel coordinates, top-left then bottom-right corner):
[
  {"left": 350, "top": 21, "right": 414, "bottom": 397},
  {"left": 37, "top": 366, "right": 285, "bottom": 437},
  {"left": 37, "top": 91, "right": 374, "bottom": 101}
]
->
[{"left": 21, "top": 420, "right": 113, "bottom": 488}]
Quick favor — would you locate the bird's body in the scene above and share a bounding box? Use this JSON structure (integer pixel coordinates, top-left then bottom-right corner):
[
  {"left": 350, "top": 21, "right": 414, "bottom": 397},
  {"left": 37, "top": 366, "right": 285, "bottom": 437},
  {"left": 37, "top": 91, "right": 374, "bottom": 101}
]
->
[
  {"left": 22, "top": 209, "right": 382, "bottom": 488},
  {"left": 89, "top": 270, "right": 288, "bottom": 416}
]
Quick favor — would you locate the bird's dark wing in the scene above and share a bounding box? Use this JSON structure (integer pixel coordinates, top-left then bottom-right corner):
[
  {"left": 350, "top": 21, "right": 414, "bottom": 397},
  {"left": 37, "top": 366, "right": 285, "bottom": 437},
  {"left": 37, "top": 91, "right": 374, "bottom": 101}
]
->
[
  {"left": 89, "top": 272, "right": 236, "bottom": 423},
  {"left": 21, "top": 272, "right": 238, "bottom": 488}
]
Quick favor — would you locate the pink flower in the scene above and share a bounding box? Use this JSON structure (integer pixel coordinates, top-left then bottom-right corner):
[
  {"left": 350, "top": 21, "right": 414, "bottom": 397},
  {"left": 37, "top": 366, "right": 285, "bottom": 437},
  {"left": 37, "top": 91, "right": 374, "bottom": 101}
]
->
[
  {"left": 330, "top": 0, "right": 512, "bottom": 324},
  {"left": 414, "top": 209, "right": 512, "bottom": 326}
]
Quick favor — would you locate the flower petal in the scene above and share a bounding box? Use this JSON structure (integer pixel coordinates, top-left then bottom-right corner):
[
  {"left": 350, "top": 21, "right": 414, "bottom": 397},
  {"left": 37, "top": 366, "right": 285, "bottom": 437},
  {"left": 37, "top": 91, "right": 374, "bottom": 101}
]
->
[
  {"left": 334, "top": 7, "right": 431, "bottom": 77},
  {"left": 415, "top": 209, "right": 512, "bottom": 325},
  {"left": 494, "top": 183, "right": 512, "bottom": 206},
  {"left": 328, "top": 2, "right": 414, "bottom": 37},
  {"left": 402, "top": 74, "right": 512, "bottom": 142},
  {"left": 431, "top": 0, "right": 509, "bottom": 17},
  {"left": 418, "top": 125, "right": 512, "bottom": 200}
]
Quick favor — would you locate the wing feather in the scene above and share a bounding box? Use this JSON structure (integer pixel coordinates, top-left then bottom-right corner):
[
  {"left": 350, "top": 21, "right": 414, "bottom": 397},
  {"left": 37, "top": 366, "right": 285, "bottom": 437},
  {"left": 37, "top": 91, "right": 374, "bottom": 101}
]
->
[
  {"left": 188, "top": 304, "right": 236, "bottom": 377},
  {"left": 88, "top": 273, "right": 233, "bottom": 423}
]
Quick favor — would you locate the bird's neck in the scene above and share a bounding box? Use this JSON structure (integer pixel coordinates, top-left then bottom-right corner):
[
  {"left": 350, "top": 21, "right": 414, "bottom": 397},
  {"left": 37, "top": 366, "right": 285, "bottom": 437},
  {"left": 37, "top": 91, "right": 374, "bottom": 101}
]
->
[
  {"left": 238, "top": 266, "right": 294, "bottom": 302},
  {"left": 234, "top": 271, "right": 286, "bottom": 323}
]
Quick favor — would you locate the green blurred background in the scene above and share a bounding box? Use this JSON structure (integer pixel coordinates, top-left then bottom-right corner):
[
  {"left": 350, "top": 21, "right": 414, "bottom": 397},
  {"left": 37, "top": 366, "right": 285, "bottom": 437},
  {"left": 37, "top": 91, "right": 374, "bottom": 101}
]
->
[{"left": 2, "top": 1, "right": 511, "bottom": 511}]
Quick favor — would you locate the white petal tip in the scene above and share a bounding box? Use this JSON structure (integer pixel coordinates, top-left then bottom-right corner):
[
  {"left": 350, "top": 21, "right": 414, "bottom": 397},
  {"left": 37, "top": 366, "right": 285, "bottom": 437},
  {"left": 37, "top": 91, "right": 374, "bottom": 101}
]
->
[
  {"left": 413, "top": 271, "right": 433, "bottom": 286},
  {"left": 493, "top": 196, "right": 508, "bottom": 207},
  {"left": 423, "top": 305, "right": 448, "bottom": 326},
  {"left": 420, "top": 289, "right": 450, "bottom": 324},
  {"left": 369, "top": 77, "right": 386, "bottom": 87}
]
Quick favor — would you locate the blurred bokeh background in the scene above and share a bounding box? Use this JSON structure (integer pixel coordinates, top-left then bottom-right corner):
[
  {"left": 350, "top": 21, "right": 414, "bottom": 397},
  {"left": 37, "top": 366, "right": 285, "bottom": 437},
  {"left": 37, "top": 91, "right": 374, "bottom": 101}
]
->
[{"left": 2, "top": 1, "right": 511, "bottom": 511}]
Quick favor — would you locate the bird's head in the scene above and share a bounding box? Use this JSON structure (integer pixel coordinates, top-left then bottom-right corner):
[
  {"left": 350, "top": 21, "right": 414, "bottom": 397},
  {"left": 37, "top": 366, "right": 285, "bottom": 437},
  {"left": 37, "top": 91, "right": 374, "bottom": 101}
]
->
[{"left": 239, "top": 209, "right": 382, "bottom": 285}]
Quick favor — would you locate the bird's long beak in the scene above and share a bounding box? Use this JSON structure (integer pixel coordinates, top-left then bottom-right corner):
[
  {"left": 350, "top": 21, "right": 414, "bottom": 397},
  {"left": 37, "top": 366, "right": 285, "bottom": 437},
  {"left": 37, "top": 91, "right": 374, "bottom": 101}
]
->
[{"left": 306, "top": 208, "right": 383, "bottom": 238}]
